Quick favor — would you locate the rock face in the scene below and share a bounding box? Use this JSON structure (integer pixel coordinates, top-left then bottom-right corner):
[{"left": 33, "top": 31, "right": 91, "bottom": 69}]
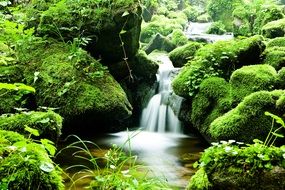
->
[
  {"left": 144, "top": 33, "right": 176, "bottom": 54},
  {"left": 37, "top": 0, "right": 142, "bottom": 63},
  {"left": 19, "top": 39, "right": 132, "bottom": 131}
]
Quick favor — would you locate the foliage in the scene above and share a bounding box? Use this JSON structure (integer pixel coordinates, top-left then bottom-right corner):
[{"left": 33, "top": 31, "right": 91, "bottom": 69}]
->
[
  {"left": 262, "top": 47, "right": 285, "bottom": 71},
  {"left": 210, "top": 90, "right": 285, "bottom": 143},
  {"left": 206, "top": 22, "right": 226, "bottom": 35},
  {"left": 172, "top": 35, "right": 265, "bottom": 98},
  {"left": 169, "top": 41, "right": 202, "bottom": 67},
  {"left": 182, "top": 6, "right": 200, "bottom": 22},
  {"left": 207, "top": 0, "right": 243, "bottom": 30},
  {"left": 190, "top": 138, "right": 285, "bottom": 189},
  {"left": 0, "top": 130, "right": 64, "bottom": 190},
  {"left": 140, "top": 15, "right": 185, "bottom": 43},
  {"left": 169, "top": 29, "right": 188, "bottom": 46},
  {"left": 262, "top": 18, "right": 285, "bottom": 38},
  {"left": 186, "top": 168, "right": 211, "bottom": 190},
  {"left": 59, "top": 134, "right": 172, "bottom": 190},
  {"left": 0, "top": 110, "right": 62, "bottom": 141}
]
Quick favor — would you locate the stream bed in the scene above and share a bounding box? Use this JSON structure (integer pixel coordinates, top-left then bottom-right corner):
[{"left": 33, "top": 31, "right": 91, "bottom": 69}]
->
[{"left": 57, "top": 130, "right": 207, "bottom": 189}]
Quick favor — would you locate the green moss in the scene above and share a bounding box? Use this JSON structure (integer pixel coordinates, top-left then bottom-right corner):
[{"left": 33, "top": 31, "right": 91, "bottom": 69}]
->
[
  {"left": 0, "top": 130, "right": 64, "bottom": 190},
  {"left": 169, "top": 42, "right": 202, "bottom": 67},
  {"left": 207, "top": 22, "right": 226, "bottom": 35},
  {"left": 267, "top": 37, "right": 285, "bottom": 48},
  {"left": 191, "top": 77, "right": 232, "bottom": 135},
  {"left": 169, "top": 29, "right": 188, "bottom": 46},
  {"left": 140, "top": 15, "right": 184, "bottom": 43},
  {"left": 262, "top": 18, "right": 285, "bottom": 38},
  {"left": 230, "top": 64, "right": 277, "bottom": 103},
  {"left": 144, "top": 33, "right": 176, "bottom": 54},
  {"left": 262, "top": 47, "right": 285, "bottom": 71},
  {"left": 196, "top": 13, "right": 211, "bottom": 23},
  {"left": 186, "top": 168, "right": 211, "bottom": 190},
  {"left": 172, "top": 35, "right": 265, "bottom": 98},
  {"left": 18, "top": 38, "right": 132, "bottom": 124},
  {"left": 0, "top": 111, "right": 62, "bottom": 141},
  {"left": 130, "top": 50, "right": 158, "bottom": 79},
  {"left": 210, "top": 90, "right": 285, "bottom": 143},
  {"left": 277, "top": 67, "right": 285, "bottom": 89}
]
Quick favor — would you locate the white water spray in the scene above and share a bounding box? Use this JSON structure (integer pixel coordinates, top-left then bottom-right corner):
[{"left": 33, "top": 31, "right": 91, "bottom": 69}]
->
[{"left": 140, "top": 54, "right": 183, "bottom": 133}]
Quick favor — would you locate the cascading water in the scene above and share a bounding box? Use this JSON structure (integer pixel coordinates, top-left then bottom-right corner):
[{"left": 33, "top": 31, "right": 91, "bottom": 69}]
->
[{"left": 140, "top": 54, "right": 183, "bottom": 133}]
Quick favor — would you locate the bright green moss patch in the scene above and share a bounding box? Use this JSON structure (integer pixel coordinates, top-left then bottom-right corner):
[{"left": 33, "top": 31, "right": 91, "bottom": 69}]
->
[
  {"left": 262, "top": 47, "right": 285, "bottom": 71},
  {"left": 169, "top": 42, "right": 202, "bottom": 67},
  {"left": 230, "top": 64, "right": 277, "bottom": 103},
  {"left": 267, "top": 37, "right": 285, "bottom": 48},
  {"left": 210, "top": 90, "right": 285, "bottom": 143},
  {"left": 191, "top": 77, "right": 232, "bottom": 135},
  {"left": 207, "top": 22, "right": 226, "bottom": 35},
  {"left": 262, "top": 18, "right": 285, "bottom": 38},
  {"left": 0, "top": 130, "right": 64, "bottom": 190},
  {"left": 169, "top": 29, "right": 188, "bottom": 46},
  {"left": 0, "top": 110, "right": 62, "bottom": 141},
  {"left": 172, "top": 35, "right": 265, "bottom": 98},
  {"left": 18, "top": 38, "right": 132, "bottom": 124}
]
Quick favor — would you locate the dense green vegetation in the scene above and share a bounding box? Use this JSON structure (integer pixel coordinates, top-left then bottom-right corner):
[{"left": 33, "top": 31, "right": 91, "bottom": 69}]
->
[{"left": 2, "top": 0, "right": 285, "bottom": 189}]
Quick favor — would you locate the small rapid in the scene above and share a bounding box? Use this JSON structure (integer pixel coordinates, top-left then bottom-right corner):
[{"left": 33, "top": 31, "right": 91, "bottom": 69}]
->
[{"left": 140, "top": 54, "right": 183, "bottom": 133}]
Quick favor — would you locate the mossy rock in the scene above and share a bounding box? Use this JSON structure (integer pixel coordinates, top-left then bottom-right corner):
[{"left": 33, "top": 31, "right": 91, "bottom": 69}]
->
[
  {"left": 196, "top": 13, "right": 211, "bottom": 23},
  {"left": 262, "top": 47, "right": 285, "bottom": 71},
  {"left": 0, "top": 110, "right": 62, "bottom": 141},
  {"left": 0, "top": 130, "right": 64, "bottom": 190},
  {"left": 210, "top": 90, "right": 285, "bottom": 143},
  {"left": 262, "top": 18, "right": 285, "bottom": 38},
  {"left": 169, "top": 29, "right": 188, "bottom": 46},
  {"left": 191, "top": 77, "right": 232, "bottom": 135},
  {"left": 230, "top": 64, "right": 277, "bottom": 103},
  {"left": 140, "top": 15, "right": 184, "bottom": 43},
  {"left": 172, "top": 35, "right": 265, "bottom": 98},
  {"left": 191, "top": 65, "right": 278, "bottom": 137},
  {"left": 267, "top": 37, "right": 285, "bottom": 48},
  {"left": 169, "top": 42, "right": 202, "bottom": 67},
  {"left": 38, "top": 0, "right": 142, "bottom": 63},
  {"left": 144, "top": 33, "right": 176, "bottom": 54},
  {"left": 19, "top": 39, "right": 132, "bottom": 130}
]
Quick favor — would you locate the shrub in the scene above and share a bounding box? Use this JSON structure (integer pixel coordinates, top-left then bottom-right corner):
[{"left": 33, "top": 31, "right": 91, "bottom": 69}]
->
[
  {"left": 207, "top": 22, "right": 226, "bottom": 35},
  {"left": 0, "top": 130, "right": 64, "bottom": 190}
]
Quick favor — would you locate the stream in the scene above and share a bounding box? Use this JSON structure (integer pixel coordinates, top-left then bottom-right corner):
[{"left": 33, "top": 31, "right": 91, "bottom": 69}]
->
[{"left": 58, "top": 22, "right": 232, "bottom": 189}]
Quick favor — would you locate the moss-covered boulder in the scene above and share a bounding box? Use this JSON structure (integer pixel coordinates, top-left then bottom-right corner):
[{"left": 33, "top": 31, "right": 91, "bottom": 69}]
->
[
  {"left": 262, "top": 18, "right": 285, "bottom": 38},
  {"left": 267, "top": 37, "right": 285, "bottom": 48},
  {"left": 0, "top": 130, "right": 64, "bottom": 190},
  {"left": 37, "top": 0, "right": 142, "bottom": 63},
  {"left": 169, "top": 29, "right": 188, "bottom": 46},
  {"left": 18, "top": 39, "right": 132, "bottom": 130},
  {"left": 169, "top": 42, "right": 202, "bottom": 67},
  {"left": 191, "top": 77, "right": 232, "bottom": 135},
  {"left": 191, "top": 64, "right": 278, "bottom": 137},
  {"left": 210, "top": 90, "right": 285, "bottom": 143},
  {"left": 188, "top": 141, "right": 285, "bottom": 190},
  {"left": 0, "top": 111, "right": 62, "bottom": 141},
  {"left": 262, "top": 47, "right": 285, "bottom": 71},
  {"left": 140, "top": 15, "right": 185, "bottom": 43},
  {"left": 172, "top": 35, "right": 265, "bottom": 98},
  {"left": 144, "top": 33, "right": 176, "bottom": 54},
  {"left": 230, "top": 64, "right": 277, "bottom": 103}
]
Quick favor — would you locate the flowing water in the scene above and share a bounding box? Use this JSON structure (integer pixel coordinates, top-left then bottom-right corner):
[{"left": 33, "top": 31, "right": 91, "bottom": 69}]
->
[
  {"left": 185, "top": 22, "right": 234, "bottom": 43},
  {"left": 140, "top": 54, "right": 183, "bottom": 133},
  {"left": 59, "top": 53, "right": 207, "bottom": 189}
]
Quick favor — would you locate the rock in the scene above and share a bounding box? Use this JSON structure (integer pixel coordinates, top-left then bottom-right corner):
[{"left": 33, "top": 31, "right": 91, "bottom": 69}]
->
[
  {"left": 19, "top": 39, "right": 132, "bottom": 132},
  {"left": 262, "top": 18, "right": 285, "bottom": 38},
  {"left": 169, "top": 41, "right": 202, "bottom": 67},
  {"left": 37, "top": 0, "right": 142, "bottom": 63},
  {"left": 0, "top": 110, "right": 62, "bottom": 141},
  {"left": 172, "top": 35, "right": 265, "bottom": 98},
  {"left": 144, "top": 33, "right": 176, "bottom": 54}
]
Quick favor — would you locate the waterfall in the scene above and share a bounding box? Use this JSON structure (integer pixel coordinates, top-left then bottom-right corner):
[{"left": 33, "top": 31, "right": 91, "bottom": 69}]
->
[{"left": 140, "top": 54, "right": 183, "bottom": 133}]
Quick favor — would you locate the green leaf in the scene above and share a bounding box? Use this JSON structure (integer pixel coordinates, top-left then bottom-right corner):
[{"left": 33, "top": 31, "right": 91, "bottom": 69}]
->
[
  {"left": 24, "top": 125, "right": 39, "bottom": 137},
  {"left": 41, "top": 139, "right": 56, "bottom": 156},
  {"left": 265, "top": 111, "right": 285, "bottom": 127}
]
